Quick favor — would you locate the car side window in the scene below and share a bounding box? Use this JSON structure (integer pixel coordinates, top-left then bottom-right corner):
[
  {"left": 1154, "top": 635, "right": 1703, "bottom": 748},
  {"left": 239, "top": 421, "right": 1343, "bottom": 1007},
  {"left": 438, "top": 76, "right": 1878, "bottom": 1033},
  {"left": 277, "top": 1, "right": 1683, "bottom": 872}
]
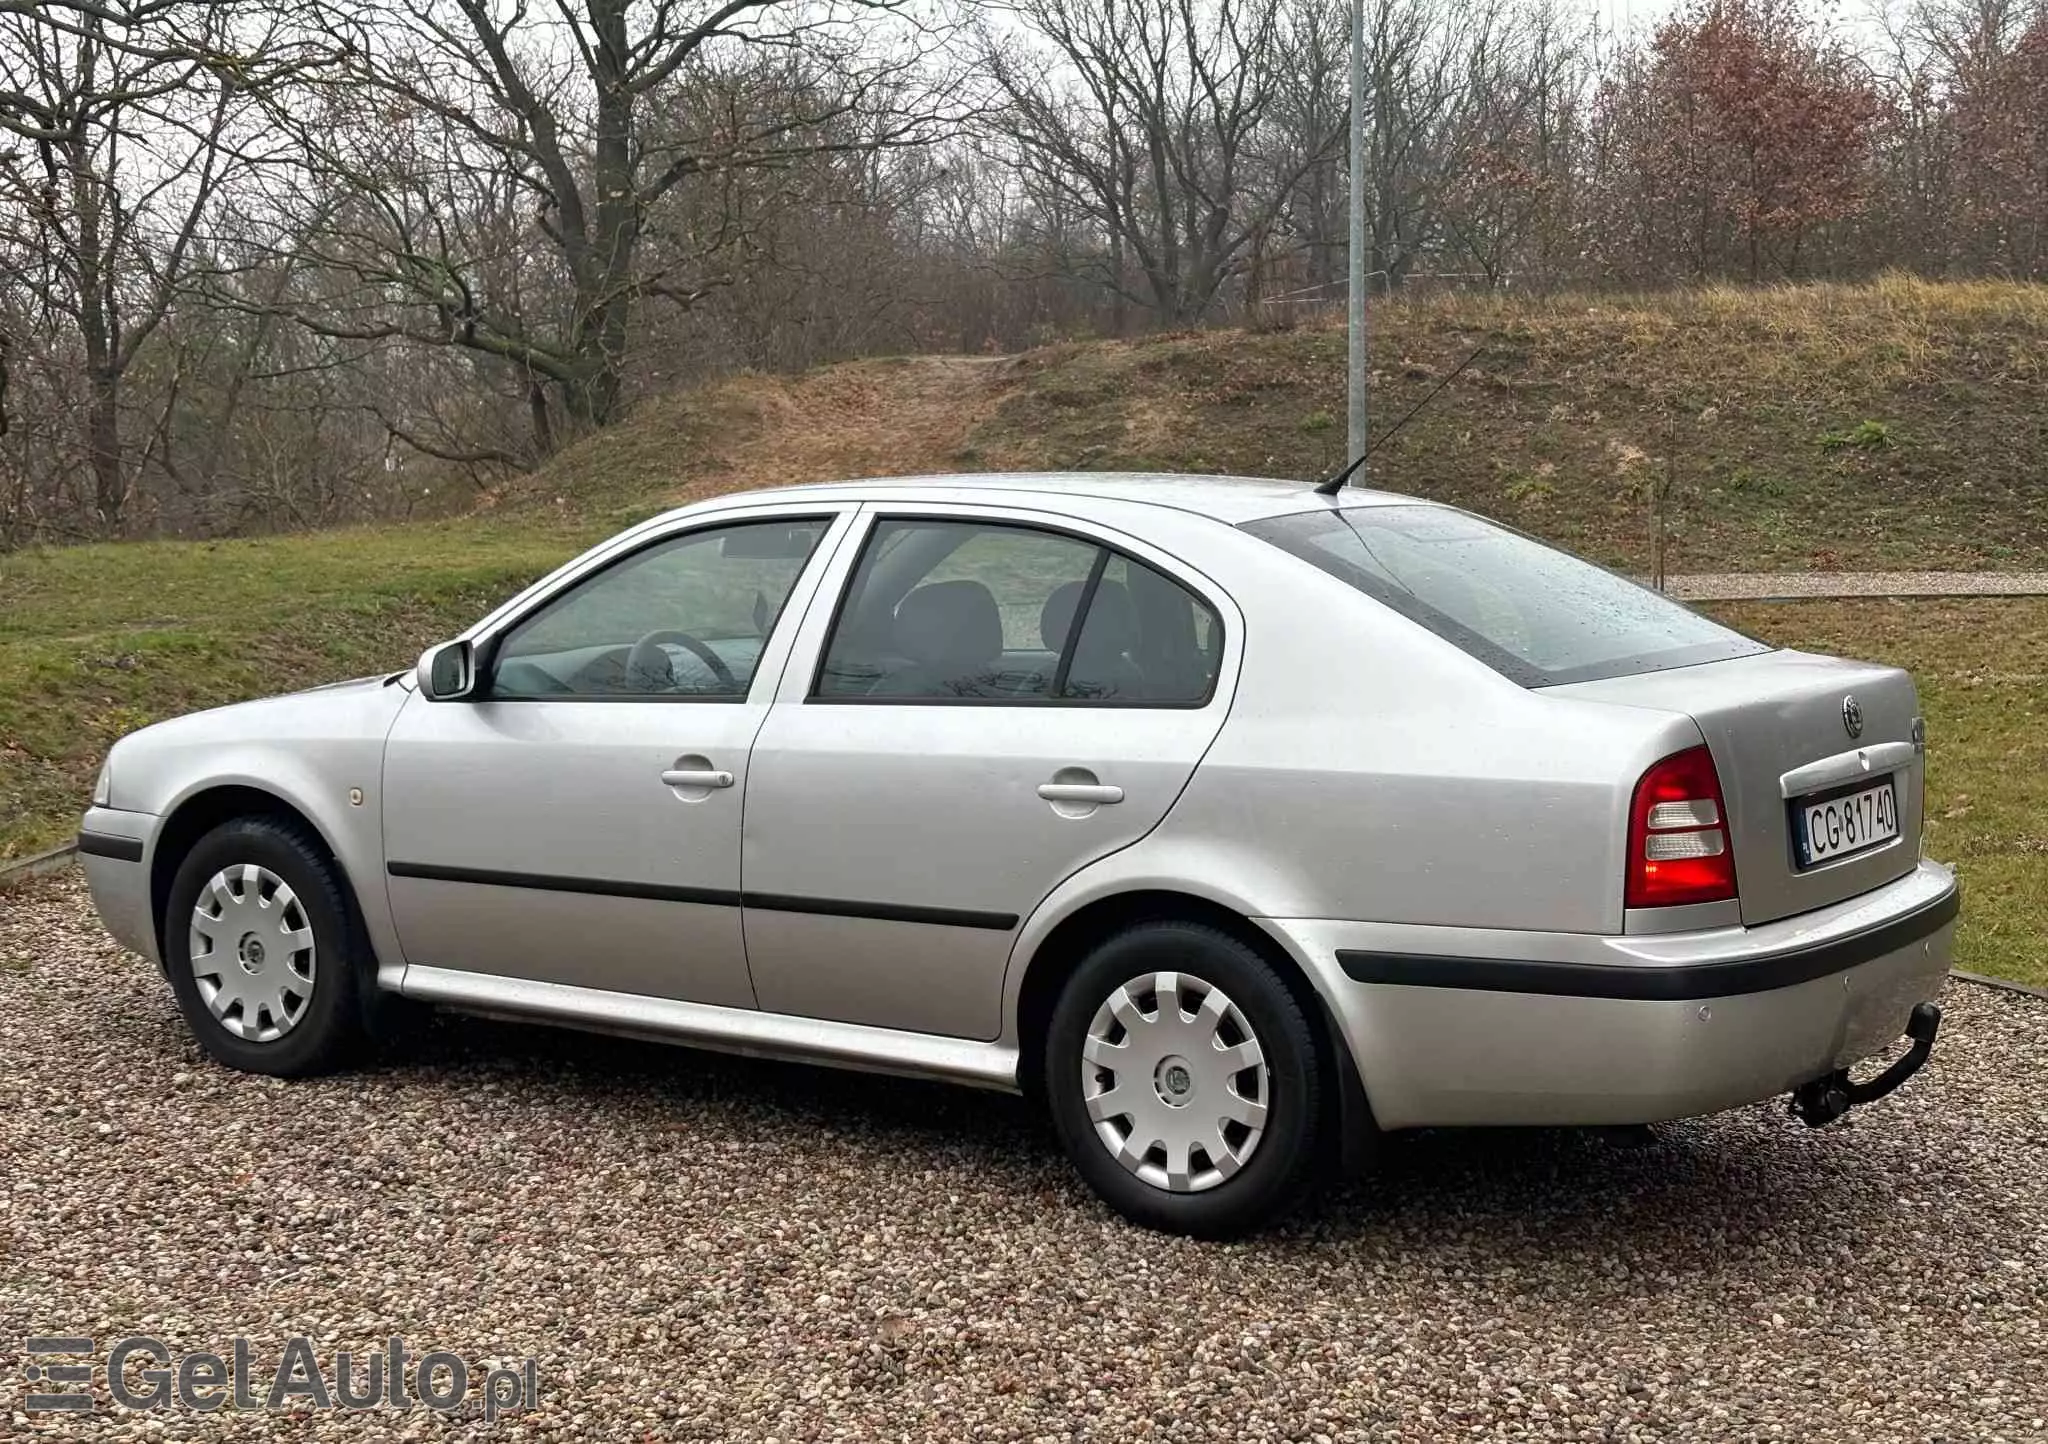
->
[
  {"left": 489, "top": 518, "right": 828, "bottom": 700},
  {"left": 813, "top": 518, "right": 1223, "bottom": 705},
  {"left": 1063, "top": 553, "right": 1224, "bottom": 704}
]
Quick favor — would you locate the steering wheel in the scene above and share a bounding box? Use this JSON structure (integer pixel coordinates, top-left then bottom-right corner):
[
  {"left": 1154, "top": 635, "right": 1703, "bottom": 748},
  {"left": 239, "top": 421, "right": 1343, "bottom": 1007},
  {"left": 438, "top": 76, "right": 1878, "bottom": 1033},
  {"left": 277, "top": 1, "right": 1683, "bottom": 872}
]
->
[{"left": 623, "top": 629, "right": 737, "bottom": 693}]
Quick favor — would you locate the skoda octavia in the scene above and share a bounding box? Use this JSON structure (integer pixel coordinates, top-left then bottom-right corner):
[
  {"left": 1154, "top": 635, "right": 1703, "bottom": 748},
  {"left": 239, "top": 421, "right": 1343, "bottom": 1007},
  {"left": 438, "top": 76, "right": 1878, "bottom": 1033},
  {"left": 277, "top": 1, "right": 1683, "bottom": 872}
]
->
[{"left": 77, "top": 475, "right": 1957, "bottom": 1236}]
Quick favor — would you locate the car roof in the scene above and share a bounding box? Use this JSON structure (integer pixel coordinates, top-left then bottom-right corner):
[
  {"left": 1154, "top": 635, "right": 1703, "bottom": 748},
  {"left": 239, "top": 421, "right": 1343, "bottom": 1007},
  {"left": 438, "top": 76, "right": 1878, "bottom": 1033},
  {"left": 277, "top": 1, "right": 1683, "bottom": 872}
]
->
[{"left": 682, "top": 472, "right": 1433, "bottom": 527}]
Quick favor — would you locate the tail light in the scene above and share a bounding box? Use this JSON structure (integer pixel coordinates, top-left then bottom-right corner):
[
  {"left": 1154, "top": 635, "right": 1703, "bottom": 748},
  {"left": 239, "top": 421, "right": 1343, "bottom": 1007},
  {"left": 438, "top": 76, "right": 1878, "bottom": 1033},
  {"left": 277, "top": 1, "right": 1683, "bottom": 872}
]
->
[{"left": 1626, "top": 745, "right": 1736, "bottom": 908}]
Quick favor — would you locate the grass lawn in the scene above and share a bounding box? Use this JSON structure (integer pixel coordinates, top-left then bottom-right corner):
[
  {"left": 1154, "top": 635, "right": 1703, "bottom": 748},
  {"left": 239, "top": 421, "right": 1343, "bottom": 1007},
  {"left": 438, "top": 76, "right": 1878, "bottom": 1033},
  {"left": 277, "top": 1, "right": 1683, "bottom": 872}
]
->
[
  {"left": 971, "top": 278, "right": 2048, "bottom": 576},
  {"left": 0, "top": 518, "right": 592, "bottom": 861}
]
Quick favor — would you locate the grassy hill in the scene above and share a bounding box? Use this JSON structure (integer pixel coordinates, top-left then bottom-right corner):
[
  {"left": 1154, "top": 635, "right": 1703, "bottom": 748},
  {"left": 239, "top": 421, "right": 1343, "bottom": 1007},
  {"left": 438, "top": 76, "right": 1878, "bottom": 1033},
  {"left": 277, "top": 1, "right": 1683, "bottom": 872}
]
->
[
  {"left": 962, "top": 276, "right": 2048, "bottom": 573},
  {"left": 5, "top": 278, "right": 2046, "bottom": 981},
  {"left": 488, "top": 274, "right": 2048, "bottom": 572}
]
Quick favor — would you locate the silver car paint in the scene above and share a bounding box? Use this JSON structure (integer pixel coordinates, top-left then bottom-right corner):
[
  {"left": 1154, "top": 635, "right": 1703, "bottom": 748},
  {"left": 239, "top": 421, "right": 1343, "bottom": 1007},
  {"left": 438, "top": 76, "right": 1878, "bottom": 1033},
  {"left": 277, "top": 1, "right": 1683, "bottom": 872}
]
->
[
  {"left": 76, "top": 473, "right": 1957, "bottom": 1127},
  {"left": 398, "top": 963, "right": 1019, "bottom": 1088},
  {"left": 79, "top": 807, "right": 160, "bottom": 963},
  {"left": 1253, "top": 858, "right": 1954, "bottom": 1128},
  {"left": 86, "top": 674, "right": 415, "bottom": 981},
  {"left": 378, "top": 502, "right": 860, "bottom": 1008},
  {"left": 742, "top": 499, "right": 1242, "bottom": 1040},
  {"left": 1550, "top": 650, "right": 1924, "bottom": 925}
]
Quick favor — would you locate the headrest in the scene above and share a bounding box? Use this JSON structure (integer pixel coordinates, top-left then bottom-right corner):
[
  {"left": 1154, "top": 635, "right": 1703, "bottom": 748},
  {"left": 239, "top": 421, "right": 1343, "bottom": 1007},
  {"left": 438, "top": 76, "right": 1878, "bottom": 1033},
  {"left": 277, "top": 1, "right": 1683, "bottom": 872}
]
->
[
  {"left": 1041, "top": 579, "right": 1138, "bottom": 654},
  {"left": 894, "top": 580, "right": 1003, "bottom": 667}
]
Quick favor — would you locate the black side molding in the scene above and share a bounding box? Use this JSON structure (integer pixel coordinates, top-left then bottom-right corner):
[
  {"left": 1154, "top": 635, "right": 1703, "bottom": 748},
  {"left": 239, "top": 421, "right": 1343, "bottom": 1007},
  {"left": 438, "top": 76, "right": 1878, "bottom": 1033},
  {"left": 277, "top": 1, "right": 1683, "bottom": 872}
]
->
[
  {"left": 741, "top": 892, "right": 1018, "bottom": 932},
  {"left": 387, "top": 862, "right": 1018, "bottom": 932},
  {"left": 387, "top": 860, "right": 741, "bottom": 909},
  {"left": 77, "top": 831, "right": 144, "bottom": 863},
  {"left": 1338, "top": 886, "right": 1959, "bottom": 1001}
]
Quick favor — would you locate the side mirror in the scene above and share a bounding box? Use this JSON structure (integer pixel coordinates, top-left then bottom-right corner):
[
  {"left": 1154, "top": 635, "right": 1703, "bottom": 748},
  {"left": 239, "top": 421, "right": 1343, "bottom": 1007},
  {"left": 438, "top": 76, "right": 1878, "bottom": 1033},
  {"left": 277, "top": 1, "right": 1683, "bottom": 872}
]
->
[{"left": 416, "top": 640, "right": 477, "bottom": 701}]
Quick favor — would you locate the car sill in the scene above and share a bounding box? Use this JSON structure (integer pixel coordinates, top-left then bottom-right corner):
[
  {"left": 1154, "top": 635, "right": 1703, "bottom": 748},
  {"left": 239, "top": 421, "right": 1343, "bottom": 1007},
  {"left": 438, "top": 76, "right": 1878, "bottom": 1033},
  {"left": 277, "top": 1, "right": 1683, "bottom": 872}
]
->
[{"left": 398, "top": 965, "right": 1022, "bottom": 1092}]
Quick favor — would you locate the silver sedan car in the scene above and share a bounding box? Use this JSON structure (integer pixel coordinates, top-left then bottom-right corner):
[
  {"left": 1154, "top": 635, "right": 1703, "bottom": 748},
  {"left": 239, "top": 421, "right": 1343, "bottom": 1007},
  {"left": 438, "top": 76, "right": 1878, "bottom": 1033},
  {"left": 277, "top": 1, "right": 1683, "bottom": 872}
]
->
[{"left": 78, "top": 475, "right": 1957, "bottom": 1236}]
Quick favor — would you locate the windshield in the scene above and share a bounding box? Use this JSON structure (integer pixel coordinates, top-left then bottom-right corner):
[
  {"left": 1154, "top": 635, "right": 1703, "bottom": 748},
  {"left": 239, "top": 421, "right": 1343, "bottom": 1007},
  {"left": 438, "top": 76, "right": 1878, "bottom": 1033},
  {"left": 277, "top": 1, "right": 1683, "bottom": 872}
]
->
[{"left": 1241, "top": 505, "right": 1770, "bottom": 687}]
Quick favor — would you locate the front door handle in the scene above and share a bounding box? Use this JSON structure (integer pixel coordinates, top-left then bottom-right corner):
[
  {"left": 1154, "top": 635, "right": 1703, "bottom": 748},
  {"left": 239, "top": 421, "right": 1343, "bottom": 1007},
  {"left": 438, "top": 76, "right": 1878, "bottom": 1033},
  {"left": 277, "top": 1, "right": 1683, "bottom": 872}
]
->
[
  {"left": 662, "top": 768, "right": 734, "bottom": 789},
  {"left": 1038, "top": 782, "right": 1123, "bottom": 805}
]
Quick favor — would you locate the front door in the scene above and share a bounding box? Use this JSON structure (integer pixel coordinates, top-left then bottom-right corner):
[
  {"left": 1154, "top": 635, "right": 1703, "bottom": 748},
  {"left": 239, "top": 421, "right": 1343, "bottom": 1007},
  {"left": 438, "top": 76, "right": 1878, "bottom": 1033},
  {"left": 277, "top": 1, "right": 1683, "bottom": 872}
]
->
[
  {"left": 741, "top": 507, "right": 1237, "bottom": 1039},
  {"left": 381, "top": 507, "right": 849, "bottom": 1006}
]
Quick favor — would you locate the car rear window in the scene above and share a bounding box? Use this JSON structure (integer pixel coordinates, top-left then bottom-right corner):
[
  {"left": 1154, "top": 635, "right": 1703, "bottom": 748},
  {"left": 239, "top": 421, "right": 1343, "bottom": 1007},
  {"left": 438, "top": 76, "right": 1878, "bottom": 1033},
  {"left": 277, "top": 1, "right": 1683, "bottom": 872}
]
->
[{"left": 1241, "top": 505, "right": 1770, "bottom": 687}]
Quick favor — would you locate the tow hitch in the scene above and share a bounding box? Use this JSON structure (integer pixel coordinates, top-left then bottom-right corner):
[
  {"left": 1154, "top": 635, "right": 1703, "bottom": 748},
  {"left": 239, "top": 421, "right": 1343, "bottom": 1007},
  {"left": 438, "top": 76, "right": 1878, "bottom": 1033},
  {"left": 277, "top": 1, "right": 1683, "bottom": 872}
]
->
[{"left": 1791, "top": 1002, "right": 1942, "bottom": 1128}]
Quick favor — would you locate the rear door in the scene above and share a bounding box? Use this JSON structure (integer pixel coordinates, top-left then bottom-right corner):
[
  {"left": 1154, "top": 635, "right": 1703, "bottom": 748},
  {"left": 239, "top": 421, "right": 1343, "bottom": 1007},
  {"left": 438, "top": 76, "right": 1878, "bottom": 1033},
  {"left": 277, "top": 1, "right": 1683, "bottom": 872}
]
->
[
  {"left": 739, "top": 505, "right": 1238, "bottom": 1040},
  {"left": 1551, "top": 650, "right": 1924, "bottom": 924}
]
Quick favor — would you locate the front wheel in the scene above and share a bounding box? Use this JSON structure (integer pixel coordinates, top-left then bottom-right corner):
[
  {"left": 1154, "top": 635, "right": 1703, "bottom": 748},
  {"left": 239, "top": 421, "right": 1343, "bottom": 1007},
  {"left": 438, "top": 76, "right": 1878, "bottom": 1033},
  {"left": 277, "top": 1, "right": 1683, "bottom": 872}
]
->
[
  {"left": 163, "top": 816, "right": 367, "bottom": 1077},
  {"left": 1045, "top": 922, "right": 1325, "bottom": 1237}
]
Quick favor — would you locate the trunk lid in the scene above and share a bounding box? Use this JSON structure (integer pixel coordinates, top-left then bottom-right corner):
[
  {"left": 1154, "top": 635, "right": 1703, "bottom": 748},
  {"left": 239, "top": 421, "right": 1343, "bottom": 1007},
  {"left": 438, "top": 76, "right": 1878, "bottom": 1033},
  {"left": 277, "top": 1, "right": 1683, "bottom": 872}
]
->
[{"left": 1547, "top": 650, "right": 1924, "bottom": 925}]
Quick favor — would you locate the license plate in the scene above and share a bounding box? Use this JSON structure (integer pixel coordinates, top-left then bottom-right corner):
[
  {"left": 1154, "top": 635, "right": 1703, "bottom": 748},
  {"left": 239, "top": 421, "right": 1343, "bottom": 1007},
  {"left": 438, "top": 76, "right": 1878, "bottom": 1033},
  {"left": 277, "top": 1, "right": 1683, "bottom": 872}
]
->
[{"left": 1793, "top": 777, "right": 1900, "bottom": 868}]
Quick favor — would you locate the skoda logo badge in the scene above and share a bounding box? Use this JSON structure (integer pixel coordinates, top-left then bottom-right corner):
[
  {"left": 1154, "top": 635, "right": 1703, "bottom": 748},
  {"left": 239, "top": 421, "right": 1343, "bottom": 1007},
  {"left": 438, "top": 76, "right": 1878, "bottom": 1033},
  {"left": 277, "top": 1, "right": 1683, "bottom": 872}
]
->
[{"left": 1842, "top": 694, "right": 1864, "bottom": 739}]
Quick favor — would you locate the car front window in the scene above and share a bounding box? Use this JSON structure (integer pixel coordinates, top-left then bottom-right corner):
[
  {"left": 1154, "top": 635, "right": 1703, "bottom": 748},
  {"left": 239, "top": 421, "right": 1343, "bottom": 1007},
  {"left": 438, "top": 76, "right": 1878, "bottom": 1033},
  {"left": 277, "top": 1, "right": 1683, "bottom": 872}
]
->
[{"left": 489, "top": 518, "right": 829, "bottom": 699}]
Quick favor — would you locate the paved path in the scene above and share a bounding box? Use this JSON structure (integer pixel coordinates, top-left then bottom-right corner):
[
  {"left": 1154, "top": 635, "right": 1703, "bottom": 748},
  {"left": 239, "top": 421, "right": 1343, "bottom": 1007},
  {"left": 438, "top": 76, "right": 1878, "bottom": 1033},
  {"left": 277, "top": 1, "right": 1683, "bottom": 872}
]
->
[{"left": 1662, "top": 571, "right": 2048, "bottom": 601}]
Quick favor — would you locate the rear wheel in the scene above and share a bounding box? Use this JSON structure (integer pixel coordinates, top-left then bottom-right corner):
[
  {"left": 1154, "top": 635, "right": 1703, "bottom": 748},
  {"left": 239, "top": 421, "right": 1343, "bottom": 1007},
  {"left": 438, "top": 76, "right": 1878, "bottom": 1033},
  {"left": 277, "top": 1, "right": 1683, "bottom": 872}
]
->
[
  {"left": 1045, "top": 921, "right": 1324, "bottom": 1237},
  {"left": 163, "top": 817, "right": 366, "bottom": 1077}
]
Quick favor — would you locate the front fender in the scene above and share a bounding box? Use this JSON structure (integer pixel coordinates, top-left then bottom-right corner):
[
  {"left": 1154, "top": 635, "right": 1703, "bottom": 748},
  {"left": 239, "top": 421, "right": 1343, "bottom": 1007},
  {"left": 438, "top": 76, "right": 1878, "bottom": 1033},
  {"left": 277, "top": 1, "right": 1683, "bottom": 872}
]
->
[
  {"left": 108, "top": 684, "right": 410, "bottom": 985},
  {"left": 145, "top": 760, "right": 401, "bottom": 984}
]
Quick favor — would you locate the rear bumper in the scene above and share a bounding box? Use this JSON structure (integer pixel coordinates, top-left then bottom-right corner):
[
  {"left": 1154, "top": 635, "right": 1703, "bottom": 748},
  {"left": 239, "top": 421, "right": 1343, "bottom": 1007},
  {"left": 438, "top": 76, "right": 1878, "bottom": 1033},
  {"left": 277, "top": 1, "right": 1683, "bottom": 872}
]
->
[
  {"left": 1263, "top": 859, "right": 1957, "bottom": 1130},
  {"left": 78, "top": 806, "right": 161, "bottom": 967}
]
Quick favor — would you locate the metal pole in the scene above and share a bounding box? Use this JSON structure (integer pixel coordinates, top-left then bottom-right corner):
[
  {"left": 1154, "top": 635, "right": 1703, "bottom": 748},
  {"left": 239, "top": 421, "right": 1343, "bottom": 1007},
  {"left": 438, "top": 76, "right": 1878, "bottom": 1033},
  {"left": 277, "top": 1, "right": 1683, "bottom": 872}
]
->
[{"left": 1347, "top": 0, "right": 1368, "bottom": 472}]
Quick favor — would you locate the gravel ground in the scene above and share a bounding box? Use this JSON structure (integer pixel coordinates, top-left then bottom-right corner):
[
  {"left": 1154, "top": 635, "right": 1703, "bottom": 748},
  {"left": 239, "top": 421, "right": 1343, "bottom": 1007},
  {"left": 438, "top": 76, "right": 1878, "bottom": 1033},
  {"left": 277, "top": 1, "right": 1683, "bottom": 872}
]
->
[
  {"left": 1662, "top": 571, "right": 2048, "bottom": 601},
  {"left": 3, "top": 870, "right": 2046, "bottom": 1443}
]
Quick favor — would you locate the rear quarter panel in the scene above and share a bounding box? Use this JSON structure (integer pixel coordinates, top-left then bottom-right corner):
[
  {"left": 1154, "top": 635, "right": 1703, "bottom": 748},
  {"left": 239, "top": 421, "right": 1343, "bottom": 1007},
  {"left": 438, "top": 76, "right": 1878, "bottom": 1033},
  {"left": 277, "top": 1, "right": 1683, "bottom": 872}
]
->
[{"left": 1149, "top": 558, "right": 1705, "bottom": 933}]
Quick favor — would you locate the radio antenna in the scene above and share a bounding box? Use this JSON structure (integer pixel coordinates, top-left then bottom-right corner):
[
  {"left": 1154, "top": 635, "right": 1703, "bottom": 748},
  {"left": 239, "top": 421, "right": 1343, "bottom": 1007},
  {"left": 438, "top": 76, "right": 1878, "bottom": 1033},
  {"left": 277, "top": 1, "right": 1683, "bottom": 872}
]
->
[{"left": 1311, "top": 343, "right": 1486, "bottom": 496}]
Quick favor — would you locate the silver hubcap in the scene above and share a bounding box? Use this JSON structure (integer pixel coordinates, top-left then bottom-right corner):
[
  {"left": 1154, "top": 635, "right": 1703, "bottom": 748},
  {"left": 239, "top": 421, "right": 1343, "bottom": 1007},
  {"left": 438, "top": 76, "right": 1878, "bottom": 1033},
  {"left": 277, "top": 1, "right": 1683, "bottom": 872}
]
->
[
  {"left": 1081, "top": 971, "right": 1270, "bottom": 1193},
  {"left": 188, "top": 864, "right": 316, "bottom": 1043}
]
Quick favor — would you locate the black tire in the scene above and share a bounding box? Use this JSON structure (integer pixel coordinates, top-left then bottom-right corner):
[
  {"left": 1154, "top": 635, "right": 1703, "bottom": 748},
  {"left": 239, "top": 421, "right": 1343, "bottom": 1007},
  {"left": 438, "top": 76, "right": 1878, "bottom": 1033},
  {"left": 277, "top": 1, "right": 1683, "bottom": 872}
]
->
[
  {"left": 162, "top": 816, "right": 367, "bottom": 1077},
  {"left": 1044, "top": 921, "right": 1325, "bottom": 1238}
]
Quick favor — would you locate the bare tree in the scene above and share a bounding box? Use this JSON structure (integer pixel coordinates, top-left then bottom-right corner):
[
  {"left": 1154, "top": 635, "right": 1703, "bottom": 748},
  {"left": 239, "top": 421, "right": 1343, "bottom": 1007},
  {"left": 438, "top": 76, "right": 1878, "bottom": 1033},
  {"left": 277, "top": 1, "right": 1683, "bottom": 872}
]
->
[
  {"left": 1429, "top": 2, "right": 1594, "bottom": 288},
  {"left": 8, "top": 0, "right": 2048, "bottom": 550},
  {"left": 980, "top": 0, "right": 1346, "bottom": 326},
  {"left": 248, "top": 0, "right": 962, "bottom": 448},
  {"left": 0, "top": 0, "right": 293, "bottom": 528},
  {"left": 1264, "top": 0, "right": 1351, "bottom": 296}
]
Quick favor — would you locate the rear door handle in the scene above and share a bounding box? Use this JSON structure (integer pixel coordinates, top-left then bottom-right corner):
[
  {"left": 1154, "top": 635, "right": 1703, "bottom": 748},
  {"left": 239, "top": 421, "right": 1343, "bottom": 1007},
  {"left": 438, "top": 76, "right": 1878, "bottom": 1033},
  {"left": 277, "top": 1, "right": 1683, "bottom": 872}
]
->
[
  {"left": 1038, "top": 782, "right": 1123, "bottom": 805},
  {"left": 662, "top": 768, "right": 734, "bottom": 789}
]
